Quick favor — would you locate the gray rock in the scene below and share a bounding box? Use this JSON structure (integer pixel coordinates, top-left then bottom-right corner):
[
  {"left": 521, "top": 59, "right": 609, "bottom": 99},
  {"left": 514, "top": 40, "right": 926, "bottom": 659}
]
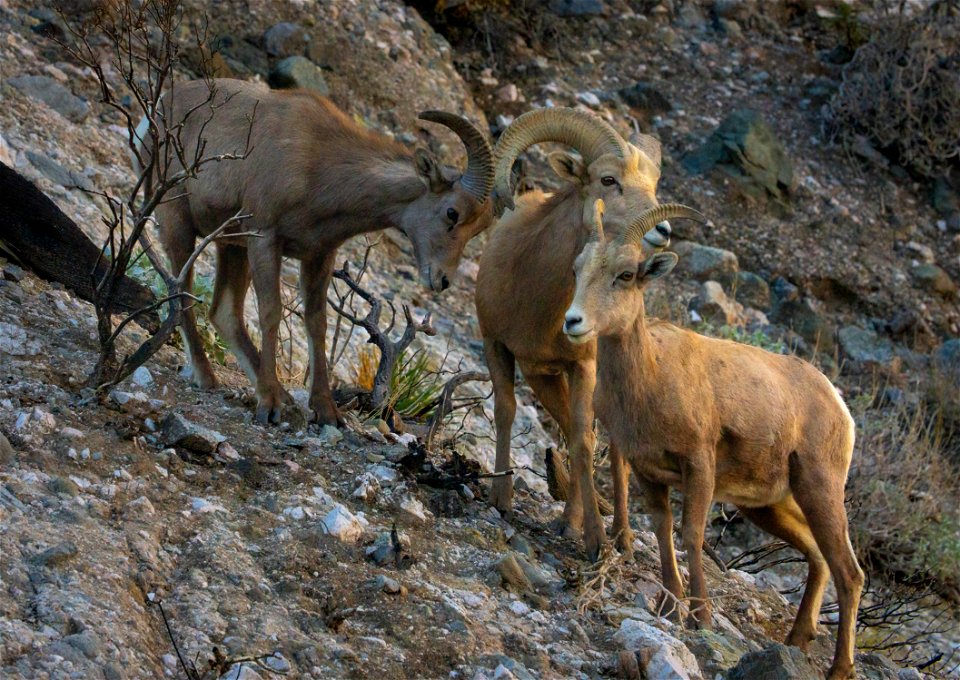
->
[
  {"left": 672, "top": 241, "right": 739, "bottom": 282},
  {"left": 131, "top": 366, "right": 154, "bottom": 387},
  {"left": 316, "top": 424, "right": 343, "bottom": 445},
  {"left": 838, "top": 326, "right": 895, "bottom": 364},
  {"left": 727, "top": 643, "right": 822, "bottom": 680},
  {"left": 26, "top": 151, "right": 93, "bottom": 191},
  {"left": 64, "top": 631, "right": 102, "bottom": 659},
  {"left": 770, "top": 277, "right": 799, "bottom": 302},
  {"left": 683, "top": 109, "right": 794, "bottom": 201},
  {"left": 161, "top": 413, "right": 225, "bottom": 453},
  {"left": 769, "top": 298, "right": 835, "bottom": 354},
  {"left": 911, "top": 263, "right": 957, "bottom": 297},
  {"left": 268, "top": 56, "right": 329, "bottom": 95},
  {"left": 263, "top": 22, "right": 309, "bottom": 57},
  {"left": 3, "top": 264, "right": 25, "bottom": 282},
  {"left": 549, "top": 0, "right": 604, "bottom": 17},
  {"left": 36, "top": 541, "right": 78, "bottom": 567},
  {"left": 618, "top": 82, "right": 672, "bottom": 116},
  {"left": 731, "top": 272, "right": 771, "bottom": 310},
  {"left": 9, "top": 75, "right": 90, "bottom": 122},
  {"left": 856, "top": 652, "right": 900, "bottom": 679},
  {"left": 934, "top": 339, "right": 960, "bottom": 387},
  {"left": 690, "top": 281, "right": 740, "bottom": 326},
  {"left": 682, "top": 629, "right": 749, "bottom": 677},
  {"left": 614, "top": 619, "right": 704, "bottom": 680}
]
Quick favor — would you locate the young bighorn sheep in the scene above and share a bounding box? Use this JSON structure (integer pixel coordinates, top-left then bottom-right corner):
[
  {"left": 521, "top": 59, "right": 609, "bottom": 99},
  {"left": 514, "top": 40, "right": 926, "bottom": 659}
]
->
[
  {"left": 476, "top": 108, "right": 671, "bottom": 561},
  {"left": 145, "top": 79, "right": 494, "bottom": 425},
  {"left": 564, "top": 201, "right": 864, "bottom": 680}
]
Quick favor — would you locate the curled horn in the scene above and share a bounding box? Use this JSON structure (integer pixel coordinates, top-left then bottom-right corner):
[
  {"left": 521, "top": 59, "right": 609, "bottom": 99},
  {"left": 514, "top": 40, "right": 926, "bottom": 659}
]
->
[
  {"left": 622, "top": 204, "right": 706, "bottom": 247},
  {"left": 418, "top": 111, "right": 494, "bottom": 203},
  {"left": 492, "top": 108, "right": 629, "bottom": 215}
]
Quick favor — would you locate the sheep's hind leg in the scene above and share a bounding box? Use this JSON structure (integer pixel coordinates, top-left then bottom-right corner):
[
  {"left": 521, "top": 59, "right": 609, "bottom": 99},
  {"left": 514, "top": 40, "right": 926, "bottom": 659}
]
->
[
  {"left": 248, "top": 236, "right": 290, "bottom": 425},
  {"left": 209, "top": 243, "right": 261, "bottom": 385},
  {"left": 634, "top": 474, "right": 684, "bottom": 621},
  {"left": 738, "top": 497, "right": 828, "bottom": 650},
  {"left": 680, "top": 455, "right": 715, "bottom": 629}
]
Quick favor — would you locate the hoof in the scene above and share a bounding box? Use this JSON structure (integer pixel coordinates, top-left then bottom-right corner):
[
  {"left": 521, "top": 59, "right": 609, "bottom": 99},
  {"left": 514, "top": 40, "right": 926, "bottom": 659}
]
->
[
  {"left": 551, "top": 517, "right": 582, "bottom": 542},
  {"left": 786, "top": 628, "right": 817, "bottom": 651}
]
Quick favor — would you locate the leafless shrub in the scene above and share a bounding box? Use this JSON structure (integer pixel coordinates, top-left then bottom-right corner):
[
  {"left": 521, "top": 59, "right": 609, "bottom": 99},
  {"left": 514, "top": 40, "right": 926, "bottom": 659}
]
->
[
  {"left": 56, "top": 0, "right": 254, "bottom": 390},
  {"left": 829, "top": 1, "right": 960, "bottom": 177}
]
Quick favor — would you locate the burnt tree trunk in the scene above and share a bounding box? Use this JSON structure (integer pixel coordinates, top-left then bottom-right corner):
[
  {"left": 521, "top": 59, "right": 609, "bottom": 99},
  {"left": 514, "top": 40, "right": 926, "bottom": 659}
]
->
[{"left": 0, "top": 162, "right": 159, "bottom": 330}]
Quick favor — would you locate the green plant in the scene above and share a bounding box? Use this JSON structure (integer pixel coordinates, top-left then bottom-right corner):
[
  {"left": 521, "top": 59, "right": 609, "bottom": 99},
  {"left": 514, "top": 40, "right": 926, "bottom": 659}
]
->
[
  {"left": 389, "top": 348, "right": 443, "bottom": 419},
  {"left": 127, "top": 250, "right": 229, "bottom": 365},
  {"left": 694, "top": 322, "right": 788, "bottom": 354}
]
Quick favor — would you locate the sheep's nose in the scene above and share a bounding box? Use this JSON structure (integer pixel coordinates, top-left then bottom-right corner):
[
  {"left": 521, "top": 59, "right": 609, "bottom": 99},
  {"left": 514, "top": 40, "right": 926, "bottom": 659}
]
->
[
  {"left": 440, "top": 274, "right": 451, "bottom": 291},
  {"left": 564, "top": 313, "right": 583, "bottom": 333}
]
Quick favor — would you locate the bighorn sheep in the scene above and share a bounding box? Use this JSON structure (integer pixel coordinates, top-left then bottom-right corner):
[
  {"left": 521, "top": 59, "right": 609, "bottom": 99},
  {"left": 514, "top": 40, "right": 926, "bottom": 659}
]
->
[
  {"left": 476, "top": 108, "right": 671, "bottom": 561},
  {"left": 145, "top": 79, "right": 494, "bottom": 425},
  {"left": 564, "top": 201, "right": 864, "bottom": 680}
]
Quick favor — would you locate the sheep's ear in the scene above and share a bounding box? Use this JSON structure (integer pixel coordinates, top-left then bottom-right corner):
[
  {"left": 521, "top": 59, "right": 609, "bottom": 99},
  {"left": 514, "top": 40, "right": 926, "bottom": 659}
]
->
[
  {"left": 639, "top": 252, "right": 677, "bottom": 284},
  {"left": 548, "top": 151, "right": 586, "bottom": 185},
  {"left": 414, "top": 148, "right": 445, "bottom": 192}
]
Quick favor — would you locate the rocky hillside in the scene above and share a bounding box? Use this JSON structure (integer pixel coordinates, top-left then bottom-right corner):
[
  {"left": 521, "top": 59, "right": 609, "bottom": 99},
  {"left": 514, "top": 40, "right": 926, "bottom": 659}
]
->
[{"left": 2, "top": 0, "right": 959, "bottom": 678}]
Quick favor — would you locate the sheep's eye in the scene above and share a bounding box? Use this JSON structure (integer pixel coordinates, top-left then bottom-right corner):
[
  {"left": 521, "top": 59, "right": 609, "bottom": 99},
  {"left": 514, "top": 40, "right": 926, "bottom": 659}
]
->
[
  {"left": 601, "top": 176, "right": 617, "bottom": 187},
  {"left": 617, "top": 271, "right": 635, "bottom": 282},
  {"left": 447, "top": 208, "right": 459, "bottom": 223}
]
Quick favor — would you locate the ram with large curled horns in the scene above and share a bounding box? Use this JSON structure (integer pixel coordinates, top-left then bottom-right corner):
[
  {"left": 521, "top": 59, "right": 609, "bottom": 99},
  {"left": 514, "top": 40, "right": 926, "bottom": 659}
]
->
[
  {"left": 565, "top": 200, "right": 863, "bottom": 680},
  {"left": 475, "top": 106, "right": 674, "bottom": 561},
  {"left": 138, "top": 79, "right": 495, "bottom": 426}
]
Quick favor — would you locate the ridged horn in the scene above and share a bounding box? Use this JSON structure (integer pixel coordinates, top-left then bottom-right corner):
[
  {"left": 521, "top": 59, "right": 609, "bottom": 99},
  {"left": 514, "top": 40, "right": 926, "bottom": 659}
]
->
[
  {"left": 418, "top": 111, "right": 494, "bottom": 203},
  {"left": 492, "top": 108, "right": 629, "bottom": 215},
  {"left": 590, "top": 199, "right": 605, "bottom": 242},
  {"left": 622, "top": 204, "right": 707, "bottom": 246}
]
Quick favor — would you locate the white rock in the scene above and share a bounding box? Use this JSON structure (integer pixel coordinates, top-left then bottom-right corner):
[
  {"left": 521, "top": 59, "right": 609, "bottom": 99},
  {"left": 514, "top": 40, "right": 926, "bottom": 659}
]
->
[
  {"left": 60, "top": 427, "right": 84, "bottom": 439},
  {"left": 352, "top": 474, "right": 379, "bottom": 502},
  {"left": 399, "top": 496, "right": 429, "bottom": 524},
  {"left": 283, "top": 506, "right": 306, "bottom": 520},
  {"left": 214, "top": 442, "right": 241, "bottom": 463},
  {"left": 317, "top": 424, "right": 343, "bottom": 445},
  {"left": 369, "top": 464, "right": 398, "bottom": 483},
  {"left": 576, "top": 91, "right": 601, "bottom": 107},
  {"left": 131, "top": 366, "right": 154, "bottom": 387},
  {"left": 321, "top": 504, "right": 366, "bottom": 542},
  {"left": 125, "top": 496, "right": 156, "bottom": 517},
  {"left": 509, "top": 600, "right": 530, "bottom": 616},
  {"left": 191, "top": 497, "right": 227, "bottom": 514},
  {"left": 614, "top": 619, "right": 703, "bottom": 680},
  {"left": 219, "top": 665, "right": 262, "bottom": 680}
]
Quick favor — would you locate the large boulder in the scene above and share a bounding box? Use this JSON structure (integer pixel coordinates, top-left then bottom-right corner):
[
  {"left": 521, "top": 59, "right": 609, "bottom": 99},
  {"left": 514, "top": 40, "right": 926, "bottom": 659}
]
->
[
  {"left": 727, "top": 643, "right": 822, "bottom": 680},
  {"left": 731, "top": 271, "right": 771, "bottom": 310},
  {"left": 769, "top": 298, "right": 836, "bottom": 355},
  {"left": 838, "top": 326, "right": 895, "bottom": 364},
  {"left": 263, "top": 22, "right": 309, "bottom": 58},
  {"left": 614, "top": 619, "right": 704, "bottom": 680},
  {"left": 672, "top": 241, "right": 739, "bottom": 282},
  {"left": 690, "top": 281, "right": 741, "bottom": 326},
  {"left": 683, "top": 109, "right": 794, "bottom": 202}
]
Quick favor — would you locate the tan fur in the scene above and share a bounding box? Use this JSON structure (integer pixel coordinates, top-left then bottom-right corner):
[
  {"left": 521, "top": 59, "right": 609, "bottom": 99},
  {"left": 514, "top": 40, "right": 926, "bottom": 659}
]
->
[
  {"left": 475, "top": 142, "right": 663, "bottom": 561},
  {"left": 565, "top": 230, "right": 864, "bottom": 680},
  {"left": 146, "top": 78, "right": 493, "bottom": 425}
]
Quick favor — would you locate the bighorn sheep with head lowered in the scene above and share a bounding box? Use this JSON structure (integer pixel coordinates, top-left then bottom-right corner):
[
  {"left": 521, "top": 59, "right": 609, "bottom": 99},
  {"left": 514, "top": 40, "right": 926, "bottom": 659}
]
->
[
  {"left": 143, "top": 78, "right": 494, "bottom": 425},
  {"left": 476, "top": 107, "right": 672, "bottom": 561},
  {"left": 564, "top": 201, "right": 864, "bottom": 680}
]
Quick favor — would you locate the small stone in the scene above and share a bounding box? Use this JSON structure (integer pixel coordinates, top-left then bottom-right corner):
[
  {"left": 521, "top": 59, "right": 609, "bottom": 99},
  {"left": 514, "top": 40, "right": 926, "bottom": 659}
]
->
[
  {"left": 261, "top": 653, "right": 291, "bottom": 674},
  {"left": 214, "top": 441, "right": 240, "bottom": 463},
  {"left": 64, "top": 631, "right": 102, "bottom": 659},
  {"left": 509, "top": 600, "right": 530, "bottom": 616},
  {"left": 131, "top": 366, "right": 154, "bottom": 387},
  {"left": 320, "top": 503, "right": 366, "bottom": 543},
  {"left": 161, "top": 413, "right": 225, "bottom": 453},
  {"left": 731, "top": 272, "right": 771, "bottom": 310},
  {"left": 398, "top": 495, "right": 429, "bottom": 524},
  {"left": 191, "top": 497, "right": 227, "bottom": 514},
  {"left": 838, "top": 326, "right": 895, "bottom": 364},
  {"left": 125, "top": 495, "right": 156, "bottom": 518},
  {"left": 316, "top": 424, "right": 343, "bottom": 446},
  {"left": 912, "top": 263, "right": 957, "bottom": 297},
  {"left": 496, "top": 84, "right": 519, "bottom": 103},
  {"left": 689, "top": 281, "right": 741, "bottom": 326},
  {"left": 375, "top": 574, "right": 401, "bottom": 594},
  {"left": 268, "top": 56, "right": 329, "bottom": 95},
  {"left": 0, "top": 432, "right": 15, "bottom": 465},
  {"left": 549, "top": 0, "right": 604, "bottom": 17},
  {"left": 60, "top": 427, "right": 84, "bottom": 439},
  {"left": 575, "top": 91, "right": 601, "bottom": 108}
]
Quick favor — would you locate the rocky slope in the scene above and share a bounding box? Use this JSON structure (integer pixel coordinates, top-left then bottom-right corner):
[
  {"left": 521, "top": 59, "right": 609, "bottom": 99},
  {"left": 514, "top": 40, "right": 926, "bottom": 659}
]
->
[{"left": 1, "top": 0, "right": 959, "bottom": 678}]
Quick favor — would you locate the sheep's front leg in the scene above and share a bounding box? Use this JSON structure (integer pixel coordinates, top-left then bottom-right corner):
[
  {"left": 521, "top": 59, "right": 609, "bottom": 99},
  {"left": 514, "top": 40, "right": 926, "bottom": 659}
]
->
[
  {"left": 610, "top": 441, "right": 634, "bottom": 560},
  {"left": 301, "top": 252, "right": 341, "bottom": 427},
  {"left": 568, "top": 360, "right": 605, "bottom": 563},
  {"left": 249, "top": 237, "right": 290, "bottom": 425},
  {"left": 484, "top": 339, "right": 516, "bottom": 517},
  {"left": 681, "top": 455, "right": 716, "bottom": 629}
]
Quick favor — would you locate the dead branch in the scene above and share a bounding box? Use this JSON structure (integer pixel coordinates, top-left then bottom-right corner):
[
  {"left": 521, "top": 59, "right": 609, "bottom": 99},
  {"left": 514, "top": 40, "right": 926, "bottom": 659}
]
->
[
  {"left": 328, "top": 264, "right": 435, "bottom": 414},
  {"left": 424, "top": 371, "right": 489, "bottom": 450}
]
